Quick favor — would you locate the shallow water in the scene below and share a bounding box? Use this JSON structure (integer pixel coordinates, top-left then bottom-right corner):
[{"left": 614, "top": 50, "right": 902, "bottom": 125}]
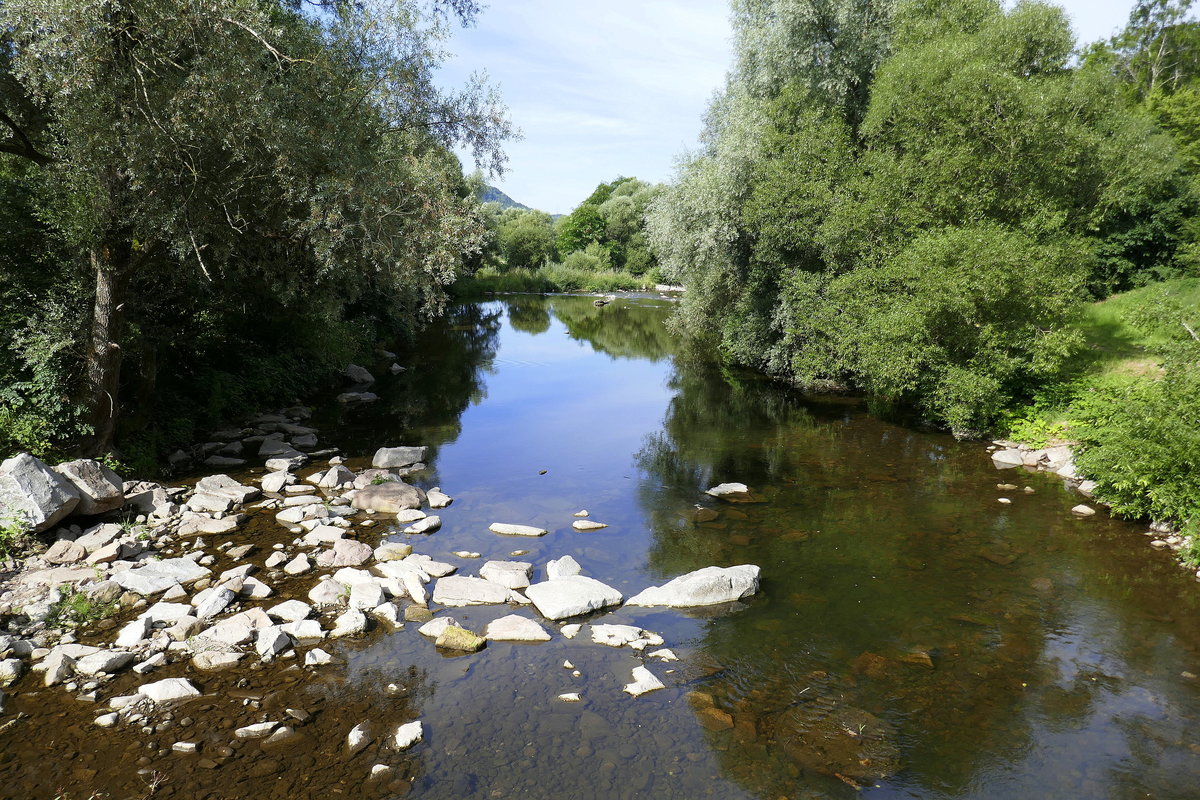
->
[{"left": 3, "top": 295, "right": 1200, "bottom": 800}]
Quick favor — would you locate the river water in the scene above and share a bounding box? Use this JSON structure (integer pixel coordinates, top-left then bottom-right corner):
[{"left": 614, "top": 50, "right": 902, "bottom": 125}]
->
[{"left": 3, "top": 295, "right": 1200, "bottom": 799}]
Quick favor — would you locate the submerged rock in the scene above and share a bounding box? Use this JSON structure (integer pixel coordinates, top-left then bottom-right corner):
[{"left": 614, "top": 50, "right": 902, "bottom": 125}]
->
[
  {"left": 705, "top": 482, "right": 752, "bottom": 501},
  {"left": 488, "top": 522, "right": 548, "bottom": 537},
  {"left": 626, "top": 565, "right": 761, "bottom": 608},
  {"left": 623, "top": 666, "right": 665, "bottom": 697},
  {"left": 352, "top": 482, "right": 426, "bottom": 513},
  {"left": 435, "top": 625, "right": 486, "bottom": 652}
]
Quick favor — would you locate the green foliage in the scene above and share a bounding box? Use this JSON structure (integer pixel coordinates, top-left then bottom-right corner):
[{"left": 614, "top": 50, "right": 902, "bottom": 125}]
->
[
  {"left": 0, "top": 0, "right": 513, "bottom": 460},
  {"left": 45, "top": 585, "right": 116, "bottom": 628},
  {"left": 1073, "top": 343, "right": 1200, "bottom": 533},
  {"left": 0, "top": 510, "right": 30, "bottom": 561},
  {"left": 556, "top": 205, "right": 607, "bottom": 255},
  {"left": 649, "top": 0, "right": 1195, "bottom": 434}
]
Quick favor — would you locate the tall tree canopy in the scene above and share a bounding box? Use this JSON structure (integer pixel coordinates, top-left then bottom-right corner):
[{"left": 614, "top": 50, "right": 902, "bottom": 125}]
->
[
  {"left": 0, "top": 0, "right": 512, "bottom": 456},
  {"left": 648, "top": 0, "right": 1196, "bottom": 435}
]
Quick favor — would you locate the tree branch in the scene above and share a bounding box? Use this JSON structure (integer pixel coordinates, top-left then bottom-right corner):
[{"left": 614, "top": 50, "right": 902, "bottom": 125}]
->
[{"left": 0, "top": 106, "right": 54, "bottom": 165}]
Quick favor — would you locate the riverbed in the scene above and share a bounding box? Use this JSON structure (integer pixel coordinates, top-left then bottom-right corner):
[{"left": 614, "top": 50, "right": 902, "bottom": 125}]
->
[{"left": 3, "top": 294, "right": 1199, "bottom": 799}]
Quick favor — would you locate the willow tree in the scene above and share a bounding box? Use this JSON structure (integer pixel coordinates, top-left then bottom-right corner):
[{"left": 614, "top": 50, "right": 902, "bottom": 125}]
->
[{"left": 0, "top": 0, "right": 511, "bottom": 455}]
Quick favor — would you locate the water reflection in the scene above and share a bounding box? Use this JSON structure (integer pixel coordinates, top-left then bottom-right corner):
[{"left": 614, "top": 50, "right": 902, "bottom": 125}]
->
[{"left": 5, "top": 296, "right": 1199, "bottom": 800}]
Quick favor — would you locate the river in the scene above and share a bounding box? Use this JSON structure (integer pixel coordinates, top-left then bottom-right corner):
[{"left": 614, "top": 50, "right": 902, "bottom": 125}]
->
[{"left": 3, "top": 294, "right": 1199, "bottom": 799}]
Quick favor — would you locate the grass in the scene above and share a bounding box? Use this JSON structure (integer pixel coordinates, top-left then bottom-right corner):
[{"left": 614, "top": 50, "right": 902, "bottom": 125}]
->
[
  {"left": 1002, "top": 277, "right": 1200, "bottom": 444},
  {"left": 455, "top": 265, "right": 647, "bottom": 296},
  {"left": 46, "top": 586, "right": 117, "bottom": 628},
  {"left": 0, "top": 509, "right": 30, "bottom": 562}
]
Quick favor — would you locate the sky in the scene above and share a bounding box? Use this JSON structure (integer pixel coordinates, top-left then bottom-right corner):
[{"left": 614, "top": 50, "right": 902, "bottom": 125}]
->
[{"left": 438, "top": 1, "right": 1142, "bottom": 216}]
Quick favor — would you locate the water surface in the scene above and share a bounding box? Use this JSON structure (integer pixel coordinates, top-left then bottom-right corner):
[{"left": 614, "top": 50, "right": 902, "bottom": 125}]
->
[{"left": 4, "top": 295, "right": 1199, "bottom": 800}]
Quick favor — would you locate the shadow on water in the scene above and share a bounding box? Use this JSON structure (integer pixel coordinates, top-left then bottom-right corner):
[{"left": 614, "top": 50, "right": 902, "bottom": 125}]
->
[{"left": 4, "top": 295, "right": 1200, "bottom": 800}]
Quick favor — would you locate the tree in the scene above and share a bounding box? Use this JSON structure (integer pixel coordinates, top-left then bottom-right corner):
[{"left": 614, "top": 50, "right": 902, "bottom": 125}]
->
[{"left": 0, "top": 0, "right": 512, "bottom": 455}]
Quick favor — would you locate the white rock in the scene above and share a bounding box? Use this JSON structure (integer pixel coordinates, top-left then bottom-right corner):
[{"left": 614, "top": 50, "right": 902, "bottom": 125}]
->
[
  {"left": 283, "top": 620, "right": 325, "bottom": 640},
  {"left": 488, "top": 522, "right": 548, "bottom": 537},
  {"left": 404, "top": 515, "right": 441, "bottom": 534},
  {"left": 1072, "top": 504, "right": 1097, "bottom": 517},
  {"left": 54, "top": 459, "right": 124, "bottom": 516},
  {"left": 112, "top": 558, "right": 211, "bottom": 596},
  {"left": 417, "top": 617, "right": 459, "bottom": 637},
  {"left": 623, "top": 665, "right": 665, "bottom": 697},
  {"left": 115, "top": 617, "right": 152, "bottom": 649},
  {"left": 573, "top": 510, "right": 589, "bottom": 517},
  {"left": 546, "top": 556, "right": 582, "bottom": 580},
  {"left": 484, "top": 614, "right": 551, "bottom": 642},
  {"left": 394, "top": 721, "right": 423, "bottom": 750},
  {"left": 557, "top": 693, "right": 581, "bottom": 703},
  {"left": 138, "top": 602, "right": 194, "bottom": 626},
  {"left": 524, "top": 576, "right": 623, "bottom": 620},
  {"left": 308, "top": 578, "right": 345, "bottom": 606},
  {"left": 426, "top": 490, "right": 453, "bottom": 509},
  {"left": 256, "top": 626, "right": 292, "bottom": 658},
  {"left": 431, "top": 576, "right": 510, "bottom": 606},
  {"left": 267, "top": 600, "right": 312, "bottom": 623},
  {"left": 192, "top": 586, "right": 236, "bottom": 620},
  {"left": 138, "top": 677, "right": 201, "bottom": 703},
  {"left": 560, "top": 624, "right": 582, "bottom": 639},
  {"left": 0, "top": 658, "right": 24, "bottom": 687},
  {"left": 74, "top": 650, "right": 134, "bottom": 676},
  {"left": 705, "top": 482, "right": 751, "bottom": 500},
  {"left": 302, "top": 525, "right": 344, "bottom": 547},
  {"left": 452, "top": 551, "right": 480, "bottom": 559},
  {"left": 404, "top": 554, "right": 456, "bottom": 577},
  {"left": 235, "top": 721, "right": 278, "bottom": 739},
  {"left": 305, "top": 648, "right": 333, "bottom": 666},
  {"left": 372, "top": 446, "right": 427, "bottom": 469},
  {"left": 349, "top": 582, "right": 386, "bottom": 611},
  {"left": 648, "top": 648, "right": 679, "bottom": 662},
  {"left": 990, "top": 449, "right": 1025, "bottom": 468},
  {"left": 94, "top": 713, "right": 119, "bottom": 728},
  {"left": 480, "top": 560, "right": 533, "bottom": 590},
  {"left": 590, "top": 624, "right": 649, "bottom": 648},
  {"left": 370, "top": 603, "right": 402, "bottom": 627},
  {"left": 626, "top": 565, "right": 761, "bottom": 608},
  {"left": 572, "top": 519, "right": 608, "bottom": 531},
  {"left": 347, "top": 722, "right": 373, "bottom": 754},
  {"left": 0, "top": 453, "right": 80, "bottom": 533},
  {"left": 261, "top": 471, "right": 294, "bottom": 494},
  {"left": 172, "top": 742, "right": 197, "bottom": 754},
  {"left": 191, "top": 651, "right": 245, "bottom": 672},
  {"left": 403, "top": 571, "right": 428, "bottom": 605},
  {"left": 330, "top": 608, "right": 367, "bottom": 637},
  {"left": 373, "top": 542, "right": 413, "bottom": 562},
  {"left": 132, "top": 652, "right": 166, "bottom": 675}
]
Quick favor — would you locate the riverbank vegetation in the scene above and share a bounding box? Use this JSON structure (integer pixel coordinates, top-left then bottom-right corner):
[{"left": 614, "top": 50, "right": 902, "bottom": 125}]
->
[
  {"left": 457, "top": 176, "right": 664, "bottom": 295},
  {"left": 646, "top": 0, "right": 1200, "bottom": 552},
  {"left": 0, "top": 0, "right": 511, "bottom": 469}
]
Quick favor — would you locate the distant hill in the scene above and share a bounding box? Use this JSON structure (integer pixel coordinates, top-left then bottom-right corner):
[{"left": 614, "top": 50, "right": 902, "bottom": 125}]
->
[{"left": 478, "top": 184, "right": 531, "bottom": 211}]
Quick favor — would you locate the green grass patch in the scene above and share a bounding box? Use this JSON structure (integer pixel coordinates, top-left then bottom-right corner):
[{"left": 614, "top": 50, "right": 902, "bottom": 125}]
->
[{"left": 46, "top": 585, "right": 117, "bottom": 628}]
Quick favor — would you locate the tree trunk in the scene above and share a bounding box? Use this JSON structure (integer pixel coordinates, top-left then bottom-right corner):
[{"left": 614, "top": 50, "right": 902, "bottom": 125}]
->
[{"left": 82, "top": 243, "right": 129, "bottom": 457}]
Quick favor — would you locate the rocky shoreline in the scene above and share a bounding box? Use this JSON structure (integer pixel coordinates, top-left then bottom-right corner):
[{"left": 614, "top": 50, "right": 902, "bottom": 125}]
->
[
  {"left": 985, "top": 440, "right": 1198, "bottom": 580},
  {"left": 0, "top": 388, "right": 765, "bottom": 793}
]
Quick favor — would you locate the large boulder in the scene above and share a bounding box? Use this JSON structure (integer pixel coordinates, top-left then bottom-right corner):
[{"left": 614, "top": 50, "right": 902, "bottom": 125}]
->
[
  {"left": 372, "top": 446, "right": 428, "bottom": 469},
  {"left": 524, "top": 576, "right": 623, "bottom": 620},
  {"left": 0, "top": 453, "right": 80, "bottom": 533},
  {"left": 626, "top": 565, "right": 761, "bottom": 608},
  {"left": 54, "top": 459, "right": 124, "bottom": 516},
  {"left": 351, "top": 482, "right": 426, "bottom": 513},
  {"left": 344, "top": 364, "right": 375, "bottom": 386}
]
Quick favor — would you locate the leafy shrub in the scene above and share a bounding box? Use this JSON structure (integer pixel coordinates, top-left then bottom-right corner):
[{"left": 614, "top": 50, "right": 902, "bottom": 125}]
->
[{"left": 1073, "top": 343, "right": 1200, "bottom": 541}]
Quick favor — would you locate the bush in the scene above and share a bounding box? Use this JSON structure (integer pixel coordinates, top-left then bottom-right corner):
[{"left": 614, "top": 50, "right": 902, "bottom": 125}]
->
[{"left": 1073, "top": 343, "right": 1200, "bottom": 548}]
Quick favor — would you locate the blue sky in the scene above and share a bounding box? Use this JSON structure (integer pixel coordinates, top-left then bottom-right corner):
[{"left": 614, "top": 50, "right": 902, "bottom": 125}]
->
[{"left": 439, "top": 1, "right": 1142, "bottom": 215}]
